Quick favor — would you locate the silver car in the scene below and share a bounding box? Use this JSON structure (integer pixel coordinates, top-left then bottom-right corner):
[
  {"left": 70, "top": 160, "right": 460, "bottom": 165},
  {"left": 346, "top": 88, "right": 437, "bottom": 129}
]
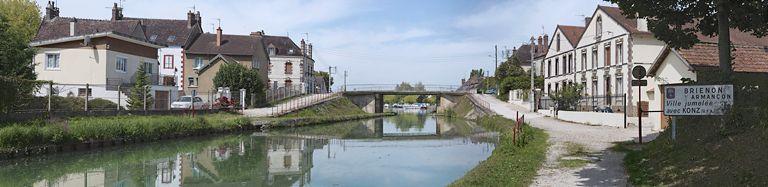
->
[{"left": 171, "top": 96, "right": 208, "bottom": 109}]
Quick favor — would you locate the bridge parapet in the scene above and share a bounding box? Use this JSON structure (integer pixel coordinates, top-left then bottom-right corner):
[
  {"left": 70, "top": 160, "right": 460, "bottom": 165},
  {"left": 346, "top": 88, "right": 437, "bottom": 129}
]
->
[{"left": 342, "top": 84, "right": 468, "bottom": 96}]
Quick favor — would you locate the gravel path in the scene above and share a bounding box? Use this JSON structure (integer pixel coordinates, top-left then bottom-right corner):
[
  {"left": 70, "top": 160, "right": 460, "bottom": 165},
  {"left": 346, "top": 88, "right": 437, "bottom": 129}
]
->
[{"left": 475, "top": 94, "right": 657, "bottom": 187}]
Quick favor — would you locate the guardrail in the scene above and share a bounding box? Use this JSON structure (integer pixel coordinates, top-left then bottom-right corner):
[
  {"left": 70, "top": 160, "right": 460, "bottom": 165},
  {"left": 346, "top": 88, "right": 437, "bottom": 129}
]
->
[{"left": 342, "top": 84, "right": 461, "bottom": 92}]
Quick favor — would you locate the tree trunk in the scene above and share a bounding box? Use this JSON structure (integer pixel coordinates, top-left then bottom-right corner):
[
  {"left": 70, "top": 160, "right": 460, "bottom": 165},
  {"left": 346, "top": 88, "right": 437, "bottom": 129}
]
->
[{"left": 717, "top": 0, "right": 734, "bottom": 81}]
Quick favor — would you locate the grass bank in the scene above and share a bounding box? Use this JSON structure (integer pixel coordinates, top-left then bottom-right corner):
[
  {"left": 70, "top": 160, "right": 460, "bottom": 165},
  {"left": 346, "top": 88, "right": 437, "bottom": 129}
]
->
[
  {"left": 620, "top": 114, "right": 768, "bottom": 186},
  {"left": 281, "top": 97, "right": 365, "bottom": 117},
  {"left": 0, "top": 113, "right": 252, "bottom": 159},
  {"left": 450, "top": 115, "right": 548, "bottom": 186}
]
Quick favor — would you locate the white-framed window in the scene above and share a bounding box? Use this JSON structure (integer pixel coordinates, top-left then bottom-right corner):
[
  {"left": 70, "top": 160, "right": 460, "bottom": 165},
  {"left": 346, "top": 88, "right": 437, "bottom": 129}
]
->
[
  {"left": 45, "top": 53, "right": 60, "bottom": 70},
  {"left": 194, "top": 57, "right": 203, "bottom": 69},
  {"left": 116, "top": 57, "right": 127, "bottom": 72},
  {"left": 616, "top": 76, "right": 624, "bottom": 95},
  {"left": 188, "top": 77, "right": 197, "bottom": 87},
  {"left": 591, "top": 47, "right": 598, "bottom": 69},
  {"left": 616, "top": 40, "right": 624, "bottom": 65},
  {"left": 163, "top": 55, "right": 174, "bottom": 69},
  {"left": 596, "top": 16, "right": 603, "bottom": 38},
  {"left": 268, "top": 47, "right": 276, "bottom": 56}
]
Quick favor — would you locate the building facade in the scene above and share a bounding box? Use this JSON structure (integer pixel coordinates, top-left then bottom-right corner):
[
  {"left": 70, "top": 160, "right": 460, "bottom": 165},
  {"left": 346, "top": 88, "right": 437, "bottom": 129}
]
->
[
  {"left": 542, "top": 6, "right": 665, "bottom": 115},
  {"left": 262, "top": 35, "right": 316, "bottom": 93},
  {"left": 183, "top": 28, "right": 270, "bottom": 104}
]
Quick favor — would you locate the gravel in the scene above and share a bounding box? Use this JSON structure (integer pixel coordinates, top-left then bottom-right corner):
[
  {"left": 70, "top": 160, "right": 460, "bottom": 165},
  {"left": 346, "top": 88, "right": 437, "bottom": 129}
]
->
[{"left": 476, "top": 94, "right": 658, "bottom": 187}]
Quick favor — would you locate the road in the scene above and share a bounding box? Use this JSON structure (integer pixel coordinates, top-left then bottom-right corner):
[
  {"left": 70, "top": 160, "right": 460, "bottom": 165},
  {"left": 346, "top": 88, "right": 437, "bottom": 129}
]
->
[{"left": 475, "top": 94, "right": 657, "bottom": 186}]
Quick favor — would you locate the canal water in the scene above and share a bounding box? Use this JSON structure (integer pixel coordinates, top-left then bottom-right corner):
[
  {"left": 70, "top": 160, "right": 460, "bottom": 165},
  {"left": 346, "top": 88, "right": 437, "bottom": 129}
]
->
[{"left": 0, "top": 114, "right": 498, "bottom": 187}]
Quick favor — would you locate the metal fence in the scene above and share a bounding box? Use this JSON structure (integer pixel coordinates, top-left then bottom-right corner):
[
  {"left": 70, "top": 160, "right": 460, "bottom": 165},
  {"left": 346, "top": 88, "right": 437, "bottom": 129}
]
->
[
  {"left": 269, "top": 92, "right": 342, "bottom": 116},
  {"left": 539, "top": 94, "right": 627, "bottom": 113},
  {"left": 343, "top": 84, "right": 461, "bottom": 92},
  {"left": 266, "top": 84, "right": 307, "bottom": 104}
]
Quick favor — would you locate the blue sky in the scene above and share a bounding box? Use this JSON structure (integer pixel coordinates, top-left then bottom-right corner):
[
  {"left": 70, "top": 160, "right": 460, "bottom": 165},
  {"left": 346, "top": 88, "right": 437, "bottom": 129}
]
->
[{"left": 37, "top": 0, "right": 613, "bottom": 88}]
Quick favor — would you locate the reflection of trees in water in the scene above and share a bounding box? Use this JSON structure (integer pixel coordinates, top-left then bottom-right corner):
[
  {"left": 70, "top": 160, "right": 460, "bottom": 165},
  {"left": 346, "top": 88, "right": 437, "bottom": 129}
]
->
[{"left": 386, "top": 114, "right": 428, "bottom": 132}]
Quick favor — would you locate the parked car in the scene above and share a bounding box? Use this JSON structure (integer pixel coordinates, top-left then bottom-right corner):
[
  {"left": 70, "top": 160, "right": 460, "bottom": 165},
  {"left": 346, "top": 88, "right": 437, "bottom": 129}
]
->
[
  {"left": 484, "top": 88, "right": 497, "bottom": 95},
  {"left": 171, "top": 96, "right": 208, "bottom": 109}
]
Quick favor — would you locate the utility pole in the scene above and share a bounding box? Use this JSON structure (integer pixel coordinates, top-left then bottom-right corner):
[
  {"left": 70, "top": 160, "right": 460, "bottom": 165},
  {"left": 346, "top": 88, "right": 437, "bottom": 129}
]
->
[
  {"left": 494, "top": 45, "right": 499, "bottom": 93},
  {"left": 328, "top": 66, "right": 336, "bottom": 93},
  {"left": 530, "top": 37, "right": 536, "bottom": 112},
  {"left": 343, "top": 70, "right": 348, "bottom": 92}
]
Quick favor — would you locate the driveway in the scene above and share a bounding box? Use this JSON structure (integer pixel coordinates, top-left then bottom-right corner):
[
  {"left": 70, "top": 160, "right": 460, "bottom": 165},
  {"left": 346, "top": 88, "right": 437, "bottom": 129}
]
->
[{"left": 475, "top": 94, "right": 657, "bottom": 186}]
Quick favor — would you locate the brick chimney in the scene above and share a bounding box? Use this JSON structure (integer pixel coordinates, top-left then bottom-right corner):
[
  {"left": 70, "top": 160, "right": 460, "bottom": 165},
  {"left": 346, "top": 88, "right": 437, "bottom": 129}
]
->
[
  {"left": 44, "top": 1, "right": 60, "bottom": 20},
  {"left": 308, "top": 43, "right": 313, "bottom": 58},
  {"left": 300, "top": 39, "right": 307, "bottom": 55},
  {"left": 111, "top": 3, "right": 123, "bottom": 21},
  {"left": 216, "top": 27, "right": 222, "bottom": 46},
  {"left": 543, "top": 34, "right": 549, "bottom": 49},
  {"left": 530, "top": 36, "right": 537, "bottom": 53},
  {"left": 250, "top": 30, "right": 264, "bottom": 37},
  {"left": 187, "top": 11, "right": 197, "bottom": 28}
]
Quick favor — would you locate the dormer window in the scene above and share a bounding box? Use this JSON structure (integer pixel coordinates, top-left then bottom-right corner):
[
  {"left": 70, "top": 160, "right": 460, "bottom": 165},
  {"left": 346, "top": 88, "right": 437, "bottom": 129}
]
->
[
  {"left": 167, "top": 35, "right": 176, "bottom": 43},
  {"left": 149, "top": 35, "right": 158, "bottom": 42},
  {"left": 288, "top": 49, "right": 294, "bottom": 54},
  {"left": 596, "top": 16, "right": 603, "bottom": 38},
  {"left": 268, "top": 47, "right": 276, "bottom": 56}
]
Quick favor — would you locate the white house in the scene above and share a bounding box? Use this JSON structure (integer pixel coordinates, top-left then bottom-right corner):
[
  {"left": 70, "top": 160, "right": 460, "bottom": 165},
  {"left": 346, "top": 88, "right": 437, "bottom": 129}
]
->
[
  {"left": 262, "top": 35, "right": 316, "bottom": 93},
  {"left": 30, "top": 2, "right": 179, "bottom": 109},
  {"left": 542, "top": 6, "right": 666, "bottom": 120},
  {"left": 646, "top": 30, "right": 768, "bottom": 130}
]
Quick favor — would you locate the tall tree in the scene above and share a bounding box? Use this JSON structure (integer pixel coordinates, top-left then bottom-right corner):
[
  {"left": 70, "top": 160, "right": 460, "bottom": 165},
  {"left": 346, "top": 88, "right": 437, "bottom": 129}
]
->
[
  {"left": 0, "top": 0, "right": 40, "bottom": 42},
  {"left": 607, "top": 0, "right": 768, "bottom": 80},
  {"left": 126, "top": 63, "right": 153, "bottom": 110},
  {"left": 0, "top": 14, "right": 39, "bottom": 112},
  {"left": 213, "top": 63, "right": 265, "bottom": 106}
]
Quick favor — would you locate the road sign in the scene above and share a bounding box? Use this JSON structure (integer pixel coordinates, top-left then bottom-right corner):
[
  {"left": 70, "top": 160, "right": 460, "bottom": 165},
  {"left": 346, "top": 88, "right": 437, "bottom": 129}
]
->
[
  {"left": 664, "top": 84, "right": 734, "bottom": 116},
  {"left": 632, "top": 66, "right": 647, "bottom": 79},
  {"left": 631, "top": 80, "right": 647, "bottom": 86}
]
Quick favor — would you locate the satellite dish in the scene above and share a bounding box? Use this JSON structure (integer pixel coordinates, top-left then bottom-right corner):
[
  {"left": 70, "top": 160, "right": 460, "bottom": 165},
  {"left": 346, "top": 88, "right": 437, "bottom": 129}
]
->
[{"left": 83, "top": 36, "right": 91, "bottom": 46}]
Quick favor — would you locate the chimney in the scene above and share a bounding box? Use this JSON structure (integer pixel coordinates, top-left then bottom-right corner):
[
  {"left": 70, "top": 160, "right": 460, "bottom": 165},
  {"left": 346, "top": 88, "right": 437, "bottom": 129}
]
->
[
  {"left": 69, "top": 19, "right": 76, "bottom": 36},
  {"left": 636, "top": 17, "right": 648, "bottom": 32},
  {"left": 195, "top": 11, "right": 201, "bottom": 27},
  {"left": 308, "top": 43, "right": 313, "bottom": 58},
  {"left": 585, "top": 17, "right": 592, "bottom": 27},
  {"left": 187, "top": 11, "right": 196, "bottom": 28},
  {"left": 216, "top": 27, "right": 222, "bottom": 46},
  {"left": 542, "top": 34, "right": 549, "bottom": 49},
  {"left": 461, "top": 78, "right": 466, "bottom": 85},
  {"left": 111, "top": 3, "right": 123, "bottom": 21},
  {"left": 44, "top": 1, "right": 60, "bottom": 20},
  {"left": 300, "top": 39, "right": 307, "bottom": 55},
  {"left": 530, "top": 36, "right": 537, "bottom": 53}
]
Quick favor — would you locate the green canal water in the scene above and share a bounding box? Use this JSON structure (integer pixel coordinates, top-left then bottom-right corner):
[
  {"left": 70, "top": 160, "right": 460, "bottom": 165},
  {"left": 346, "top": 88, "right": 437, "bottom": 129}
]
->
[{"left": 0, "top": 114, "right": 498, "bottom": 187}]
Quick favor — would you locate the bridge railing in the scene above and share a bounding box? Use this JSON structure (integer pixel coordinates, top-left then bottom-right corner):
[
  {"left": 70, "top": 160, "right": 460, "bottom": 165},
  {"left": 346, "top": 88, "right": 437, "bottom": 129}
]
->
[{"left": 342, "top": 84, "right": 463, "bottom": 92}]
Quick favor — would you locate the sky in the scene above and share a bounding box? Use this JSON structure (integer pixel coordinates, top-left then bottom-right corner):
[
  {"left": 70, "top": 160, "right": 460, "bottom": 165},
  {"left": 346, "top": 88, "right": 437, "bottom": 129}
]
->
[{"left": 37, "top": 0, "right": 614, "bottom": 88}]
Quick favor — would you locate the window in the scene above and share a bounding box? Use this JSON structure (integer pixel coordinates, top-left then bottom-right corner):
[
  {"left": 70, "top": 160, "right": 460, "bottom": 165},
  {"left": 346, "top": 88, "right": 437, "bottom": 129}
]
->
[
  {"left": 194, "top": 57, "right": 203, "bottom": 69},
  {"left": 616, "top": 41, "right": 623, "bottom": 65},
  {"left": 285, "top": 79, "right": 293, "bottom": 88},
  {"left": 616, "top": 76, "right": 624, "bottom": 95},
  {"left": 591, "top": 48, "right": 598, "bottom": 69},
  {"left": 547, "top": 60, "right": 552, "bottom": 77},
  {"left": 556, "top": 34, "right": 561, "bottom": 52},
  {"left": 163, "top": 76, "right": 175, "bottom": 86},
  {"left": 144, "top": 61, "right": 153, "bottom": 74},
  {"left": 77, "top": 88, "right": 92, "bottom": 97},
  {"left": 554, "top": 58, "right": 559, "bottom": 76},
  {"left": 581, "top": 51, "right": 587, "bottom": 71},
  {"left": 605, "top": 75, "right": 612, "bottom": 104},
  {"left": 149, "top": 35, "right": 158, "bottom": 42},
  {"left": 561, "top": 56, "right": 566, "bottom": 74},
  {"left": 547, "top": 84, "right": 551, "bottom": 94},
  {"left": 604, "top": 44, "right": 611, "bottom": 67},
  {"left": 596, "top": 16, "right": 603, "bottom": 38},
  {"left": 581, "top": 81, "right": 587, "bottom": 95},
  {"left": 46, "top": 53, "right": 60, "bottom": 70},
  {"left": 268, "top": 47, "right": 276, "bottom": 56},
  {"left": 555, "top": 83, "right": 559, "bottom": 93},
  {"left": 163, "top": 55, "right": 174, "bottom": 69},
  {"left": 116, "top": 57, "right": 127, "bottom": 72},
  {"left": 568, "top": 54, "right": 573, "bottom": 73},
  {"left": 591, "top": 79, "right": 598, "bottom": 97},
  {"left": 167, "top": 35, "right": 176, "bottom": 43},
  {"left": 188, "top": 77, "right": 197, "bottom": 86},
  {"left": 284, "top": 62, "right": 293, "bottom": 74}
]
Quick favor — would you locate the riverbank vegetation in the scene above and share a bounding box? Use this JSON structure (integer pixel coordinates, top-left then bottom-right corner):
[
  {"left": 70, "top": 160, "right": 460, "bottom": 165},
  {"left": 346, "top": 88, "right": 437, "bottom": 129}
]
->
[
  {"left": 0, "top": 113, "right": 251, "bottom": 158},
  {"left": 450, "top": 115, "right": 548, "bottom": 186},
  {"left": 281, "top": 97, "right": 365, "bottom": 117}
]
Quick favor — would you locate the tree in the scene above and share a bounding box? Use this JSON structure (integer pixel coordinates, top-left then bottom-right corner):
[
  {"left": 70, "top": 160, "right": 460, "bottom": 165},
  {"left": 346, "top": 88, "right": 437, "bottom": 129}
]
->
[
  {"left": 126, "top": 63, "right": 153, "bottom": 110},
  {"left": 0, "top": 0, "right": 40, "bottom": 42},
  {"left": 470, "top": 69, "right": 485, "bottom": 78},
  {"left": 607, "top": 0, "right": 768, "bottom": 80},
  {"left": 213, "top": 63, "right": 265, "bottom": 106},
  {"left": 314, "top": 71, "right": 333, "bottom": 92},
  {"left": 548, "top": 84, "right": 584, "bottom": 110},
  {"left": 0, "top": 14, "right": 39, "bottom": 112}
]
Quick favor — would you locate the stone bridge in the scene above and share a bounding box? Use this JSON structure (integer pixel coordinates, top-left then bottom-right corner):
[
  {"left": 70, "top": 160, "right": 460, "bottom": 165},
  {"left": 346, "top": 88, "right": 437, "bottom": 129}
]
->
[{"left": 342, "top": 84, "right": 468, "bottom": 113}]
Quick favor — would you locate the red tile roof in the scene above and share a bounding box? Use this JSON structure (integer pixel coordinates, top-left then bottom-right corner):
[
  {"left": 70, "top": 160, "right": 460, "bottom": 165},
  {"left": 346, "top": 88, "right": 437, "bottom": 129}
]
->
[
  {"left": 558, "top": 25, "right": 586, "bottom": 46},
  {"left": 677, "top": 43, "right": 768, "bottom": 73}
]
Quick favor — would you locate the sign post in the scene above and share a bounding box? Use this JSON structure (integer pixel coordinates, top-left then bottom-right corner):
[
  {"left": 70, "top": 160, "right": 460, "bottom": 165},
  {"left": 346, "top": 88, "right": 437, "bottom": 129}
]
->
[
  {"left": 631, "top": 66, "right": 647, "bottom": 143},
  {"left": 663, "top": 84, "right": 734, "bottom": 141}
]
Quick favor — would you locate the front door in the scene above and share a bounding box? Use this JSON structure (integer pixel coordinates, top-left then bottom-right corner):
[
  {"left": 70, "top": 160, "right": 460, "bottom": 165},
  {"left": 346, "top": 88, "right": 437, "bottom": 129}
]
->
[{"left": 155, "top": 91, "right": 169, "bottom": 110}]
